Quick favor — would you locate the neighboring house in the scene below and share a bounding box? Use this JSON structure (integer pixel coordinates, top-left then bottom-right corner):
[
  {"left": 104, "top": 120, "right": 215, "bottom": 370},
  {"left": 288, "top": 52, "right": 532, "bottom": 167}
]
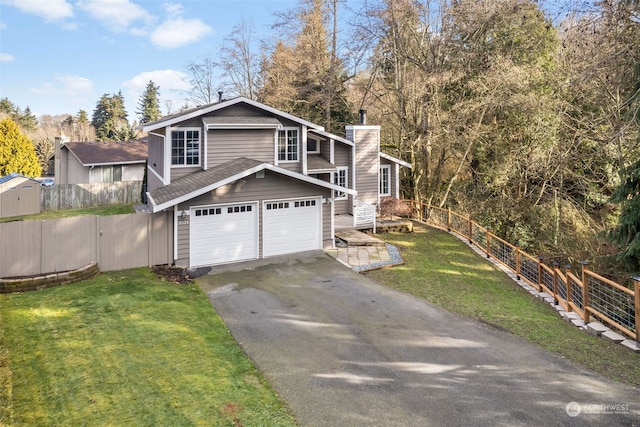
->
[
  {"left": 0, "top": 173, "right": 41, "bottom": 218},
  {"left": 141, "top": 96, "right": 410, "bottom": 268},
  {"left": 54, "top": 138, "right": 147, "bottom": 184}
]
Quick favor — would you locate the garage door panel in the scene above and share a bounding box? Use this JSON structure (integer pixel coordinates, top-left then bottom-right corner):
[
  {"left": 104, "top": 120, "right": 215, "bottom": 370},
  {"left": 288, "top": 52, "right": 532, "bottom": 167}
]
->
[
  {"left": 190, "top": 203, "right": 258, "bottom": 267},
  {"left": 263, "top": 198, "right": 321, "bottom": 257}
]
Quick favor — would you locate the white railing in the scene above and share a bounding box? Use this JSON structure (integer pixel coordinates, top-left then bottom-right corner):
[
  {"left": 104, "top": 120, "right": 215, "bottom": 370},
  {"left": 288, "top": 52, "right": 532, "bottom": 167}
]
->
[{"left": 354, "top": 200, "right": 376, "bottom": 233}]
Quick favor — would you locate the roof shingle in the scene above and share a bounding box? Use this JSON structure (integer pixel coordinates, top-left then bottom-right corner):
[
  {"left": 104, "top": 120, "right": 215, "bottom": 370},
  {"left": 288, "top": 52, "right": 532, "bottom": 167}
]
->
[{"left": 64, "top": 140, "right": 147, "bottom": 166}]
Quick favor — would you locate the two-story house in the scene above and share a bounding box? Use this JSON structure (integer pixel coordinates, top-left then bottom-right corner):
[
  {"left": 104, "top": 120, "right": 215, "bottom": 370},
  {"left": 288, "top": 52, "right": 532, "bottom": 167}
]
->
[{"left": 141, "top": 97, "right": 410, "bottom": 268}]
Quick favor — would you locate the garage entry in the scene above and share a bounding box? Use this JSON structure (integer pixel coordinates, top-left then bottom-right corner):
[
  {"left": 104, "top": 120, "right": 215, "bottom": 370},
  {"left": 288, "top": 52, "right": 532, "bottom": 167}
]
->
[
  {"left": 263, "top": 197, "right": 322, "bottom": 257},
  {"left": 190, "top": 202, "right": 258, "bottom": 267}
]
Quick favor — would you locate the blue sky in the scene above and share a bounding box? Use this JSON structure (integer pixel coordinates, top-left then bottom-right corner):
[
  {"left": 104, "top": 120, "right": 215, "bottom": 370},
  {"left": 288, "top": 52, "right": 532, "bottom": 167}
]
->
[{"left": 0, "top": 0, "right": 301, "bottom": 120}]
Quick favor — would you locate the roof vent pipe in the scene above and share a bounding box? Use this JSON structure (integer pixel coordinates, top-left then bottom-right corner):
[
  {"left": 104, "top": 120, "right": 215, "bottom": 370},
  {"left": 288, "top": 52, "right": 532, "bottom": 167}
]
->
[
  {"left": 359, "top": 109, "right": 367, "bottom": 125},
  {"left": 218, "top": 91, "right": 223, "bottom": 102}
]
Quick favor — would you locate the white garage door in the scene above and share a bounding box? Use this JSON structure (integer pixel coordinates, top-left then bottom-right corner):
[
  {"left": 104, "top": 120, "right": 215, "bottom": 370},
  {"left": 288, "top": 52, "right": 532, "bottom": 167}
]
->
[
  {"left": 263, "top": 197, "right": 322, "bottom": 257},
  {"left": 190, "top": 203, "right": 258, "bottom": 267}
]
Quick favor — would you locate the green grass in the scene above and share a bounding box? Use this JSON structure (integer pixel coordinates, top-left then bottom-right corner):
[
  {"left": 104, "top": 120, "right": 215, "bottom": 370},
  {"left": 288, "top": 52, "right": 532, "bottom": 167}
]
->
[
  {"left": 0, "top": 269, "right": 296, "bottom": 427},
  {"left": 366, "top": 223, "right": 640, "bottom": 388},
  {"left": 0, "top": 204, "right": 134, "bottom": 223}
]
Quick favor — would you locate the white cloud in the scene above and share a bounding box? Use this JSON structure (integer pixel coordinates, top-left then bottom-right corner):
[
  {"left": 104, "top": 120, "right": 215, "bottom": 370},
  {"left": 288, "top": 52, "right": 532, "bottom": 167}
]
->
[
  {"left": 150, "top": 17, "right": 212, "bottom": 49},
  {"left": 123, "top": 69, "right": 191, "bottom": 115},
  {"left": 32, "top": 75, "right": 94, "bottom": 96},
  {"left": 0, "top": 21, "right": 6, "bottom": 30},
  {"left": 0, "top": 53, "right": 15, "bottom": 62},
  {"left": 77, "top": 0, "right": 149, "bottom": 32},
  {"left": 5, "top": 0, "right": 73, "bottom": 22}
]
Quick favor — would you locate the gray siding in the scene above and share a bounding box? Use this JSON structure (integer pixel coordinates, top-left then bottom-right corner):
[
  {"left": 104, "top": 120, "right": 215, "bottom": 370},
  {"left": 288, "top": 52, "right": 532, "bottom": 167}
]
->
[
  {"left": 175, "top": 171, "right": 331, "bottom": 266},
  {"left": 121, "top": 164, "right": 145, "bottom": 181},
  {"left": 66, "top": 154, "right": 90, "bottom": 184},
  {"left": 208, "top": 129, "right": 274, "bottom": 167},
  {"left": 208, "top": 104, "right": 268, "bottom": 117},
  {"left": 171, "top": 166, "right": 201, "bottom": 181},
  {"left": 350, "top": 126, "right": 380, "bottom": 206},
  {"left": 333, "top": 142, "right": 352, "bottom": 215},
  {"left": 147, "top": 132, "right": 165, "bottom": 191}
]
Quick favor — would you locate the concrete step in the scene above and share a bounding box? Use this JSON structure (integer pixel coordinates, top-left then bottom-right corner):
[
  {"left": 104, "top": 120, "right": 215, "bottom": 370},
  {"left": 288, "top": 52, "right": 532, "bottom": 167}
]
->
[{"left": 335, "top": 229, "right": 386, "bottom": 247}]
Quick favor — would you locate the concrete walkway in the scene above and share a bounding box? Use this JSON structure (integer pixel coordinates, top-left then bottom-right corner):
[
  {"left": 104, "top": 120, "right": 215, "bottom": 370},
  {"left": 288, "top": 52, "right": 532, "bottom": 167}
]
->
[
  {"left": 327, "top": 229, "right": 403, "bottom": 271},
  {"left": 198, "top": 252, "right": 640, "bottom": 427}
]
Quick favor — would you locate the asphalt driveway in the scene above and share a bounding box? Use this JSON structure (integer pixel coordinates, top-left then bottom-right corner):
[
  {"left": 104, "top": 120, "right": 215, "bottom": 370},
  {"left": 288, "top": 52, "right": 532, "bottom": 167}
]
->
[{"left": 198, "top": 251, "right": 639, "bottom": 427}]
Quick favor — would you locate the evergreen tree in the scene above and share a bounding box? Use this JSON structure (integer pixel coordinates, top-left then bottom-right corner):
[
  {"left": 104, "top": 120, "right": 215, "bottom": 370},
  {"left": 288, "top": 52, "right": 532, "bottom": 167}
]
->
[
  {"left": 0, "top": 118, "right": 42, "bottom": 177},
  {"left": 19, "top": 107, "right": 38, "bottom": 131},
  {"left": 609, "top": 158, "right": 640, "bottom": 270},
  {"left": 137, "top": 80, "right": 162, "bottom": 124},
  {"left": 91, "top": 91, "right": 133, "bottom": 141}
]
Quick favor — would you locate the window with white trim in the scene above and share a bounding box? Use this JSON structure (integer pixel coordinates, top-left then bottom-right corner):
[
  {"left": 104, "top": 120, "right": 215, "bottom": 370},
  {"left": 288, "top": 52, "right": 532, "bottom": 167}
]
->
[
  {"left": 380, "top": 165, "right": 391, "bottom": 197},
  {"left": 278, "top": 128, "right": 298, "bottom": 162},
  {"left": 334, "top": 166, "right": 348, "bottom": 200},
  {"left": 171, "top": 128, "right": 200, "bottom": 166},
  {"left": 307, "top": 137, "right": 320, "bottom": 153}
]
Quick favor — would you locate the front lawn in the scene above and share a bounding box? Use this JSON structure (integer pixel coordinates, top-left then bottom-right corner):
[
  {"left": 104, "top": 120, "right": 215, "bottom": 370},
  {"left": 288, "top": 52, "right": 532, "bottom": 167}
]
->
[
  {"left": 0, "top": 269, "right": 295, "bottom": 426},
  {"left": 366, "top": 223, "right": 640, "bottom": 388},
  {"left": 0, "top": 204, "right": 134, "bottom": 223}
]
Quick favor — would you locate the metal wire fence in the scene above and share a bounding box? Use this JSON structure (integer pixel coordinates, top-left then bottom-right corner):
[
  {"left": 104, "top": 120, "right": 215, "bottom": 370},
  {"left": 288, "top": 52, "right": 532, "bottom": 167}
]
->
[{"left": 401, "top": 200, "right": 640, "bottom": 341}]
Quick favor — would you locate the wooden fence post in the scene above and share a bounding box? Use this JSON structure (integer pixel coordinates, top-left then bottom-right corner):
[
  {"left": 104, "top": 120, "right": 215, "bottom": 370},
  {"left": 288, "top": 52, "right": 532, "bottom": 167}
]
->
[
  {"left": 468, "top": 219, "right": 473, "bottom": 244},
  {"left": 634, "top": 276, "right": 640, "bottom": 342},
  {"left": 515, "top": 247, "right": 521, "bottom": 280},
  {"left": 447, "top": 208, "right": 452, "bottom": 232},
  {"left": 565, "top": 264, "right": 573, "bottom": 312},
  {"left": 581, "top": 261, "right": 590, "bottom": 322}
]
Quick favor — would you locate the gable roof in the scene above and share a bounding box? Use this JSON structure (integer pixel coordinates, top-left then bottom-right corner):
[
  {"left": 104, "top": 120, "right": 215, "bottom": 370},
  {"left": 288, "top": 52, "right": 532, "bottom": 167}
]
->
[
  {"left": 64, "top": 140, "right": 148, "bottom": 166},
  {"left": 147, "top": 157, "right": 357, "bottom": 213},
  {"left": 140, "top": 97, "right": 324, "bottom": 133}
]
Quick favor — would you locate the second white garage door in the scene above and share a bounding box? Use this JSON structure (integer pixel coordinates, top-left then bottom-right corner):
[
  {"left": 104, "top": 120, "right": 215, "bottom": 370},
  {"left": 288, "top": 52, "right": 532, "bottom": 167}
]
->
[
  {"left": 263, "top": 197, "right": 322, "bottom": 257},
  {"left": 190, "top": 202, "right": 258, "bottom": 267}
]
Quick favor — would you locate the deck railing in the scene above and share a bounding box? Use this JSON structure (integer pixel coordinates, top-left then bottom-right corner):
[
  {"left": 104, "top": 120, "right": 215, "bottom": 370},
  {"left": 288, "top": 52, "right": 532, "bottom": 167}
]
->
[
  {"left": 403, "top": 200, "right": 640, "bottom": 342},
  {"left": 355, "top": 200, "right": 377, "bottom": 233}
]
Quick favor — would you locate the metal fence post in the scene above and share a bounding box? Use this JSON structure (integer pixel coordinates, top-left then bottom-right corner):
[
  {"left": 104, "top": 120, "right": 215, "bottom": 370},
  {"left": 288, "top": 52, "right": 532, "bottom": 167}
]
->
[
  {"left": 581, "top": 261, "right": 590, "bottom": 322},
  {"left": 537, "top": 256, "right": 543, "bottom": 292},
  {"left": 553, "top": 261, "right": 559, "bottom": 304},
  {"left": 486, "top": 232, "right": 491, "bottom": 258},
  {"left": 634, "top": 276, "right": 640, "bottom": 343},
  {"left": 565, "top": 264, "right": 573, "bottom": 312}
]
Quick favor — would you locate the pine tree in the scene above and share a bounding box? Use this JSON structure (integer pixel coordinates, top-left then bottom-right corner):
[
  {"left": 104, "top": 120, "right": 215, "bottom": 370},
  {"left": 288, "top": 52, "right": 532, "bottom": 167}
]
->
[
  {"left": 137, "top": 80, "right": 161, "bottom": 124},
  {"left": 0, "top": 118, "right": 42, "bottom": 177},
  {"left": 91, "top": 91, "right": 133, "bottom": 141}
]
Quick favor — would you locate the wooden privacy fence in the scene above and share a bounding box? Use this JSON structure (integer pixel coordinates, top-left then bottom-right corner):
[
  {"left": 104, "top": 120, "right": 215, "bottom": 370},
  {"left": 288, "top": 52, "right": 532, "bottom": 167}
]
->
[
  {"left": 0, "top": 212, "right": 172, "bottom": 278},
  {"left": 403, "top": 200, "right": 640, "bottom": 342},
  {"left": 41, "top": 182, "right": 143, "bottom": 211}
]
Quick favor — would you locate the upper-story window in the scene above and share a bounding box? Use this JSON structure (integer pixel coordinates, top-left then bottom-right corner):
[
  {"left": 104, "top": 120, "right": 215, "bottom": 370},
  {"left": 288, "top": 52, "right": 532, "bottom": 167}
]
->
[
  {"left": 334, "top": 166, "right": 348, "bottom": 200},
  {"left": 380, "top": 165, "right": 391, "bottom": 197},
  {"left": 172, "top": 128, "right": 200, "bottom": 166},
  {"left": 278, "top": 128, "right": 298, "bottom": 162},
  {"left": 307, "top": 137, "right": 320, "bottom": 153}
]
